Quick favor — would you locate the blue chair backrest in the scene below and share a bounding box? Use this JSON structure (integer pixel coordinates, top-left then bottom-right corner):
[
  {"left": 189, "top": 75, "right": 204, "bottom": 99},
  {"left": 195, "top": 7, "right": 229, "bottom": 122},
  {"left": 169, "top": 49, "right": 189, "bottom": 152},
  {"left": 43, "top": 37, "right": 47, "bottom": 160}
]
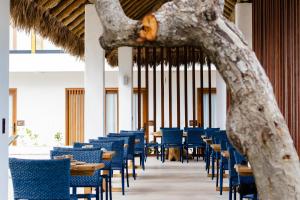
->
[
  {"left": 233, "top": 150, "right": 248, "bottom": 165},
  {"left": 9, "top": 158, "right": 70, "bottom": 200},
  {"left": 233, "top": 149, "right": 255, "bottom": 184},
  {"left": 108, "top": 133, "right": 135, "bottom": 158},
  {"left": 50, "top": 148, "right": 102, "bottom": 187},
  {"left": 186, "top": 129, "right": 205, "bottom": 145},
  {"left": 227, "top": 147, "right": 238, "bottom": 179},
  {"left": 184, "top": 127, "right": 204, "bottom": 132},
  {"left": 74, "top": 142, "right": 113, "bottom": 170},
  {"left": 92, "top": 138, "right": 125, "bottom": 168},
  {"left": 121, "top": 130, "right": 145, "bottom": 151},
  {"left": 160, "top": 127, "right": 181, "bottom": 131},
  {"left": 205, "top": 128, "right": 220, "bottom": 138},
  {"left": 161, "top": 129, "right": 183, "bottom": 145}
]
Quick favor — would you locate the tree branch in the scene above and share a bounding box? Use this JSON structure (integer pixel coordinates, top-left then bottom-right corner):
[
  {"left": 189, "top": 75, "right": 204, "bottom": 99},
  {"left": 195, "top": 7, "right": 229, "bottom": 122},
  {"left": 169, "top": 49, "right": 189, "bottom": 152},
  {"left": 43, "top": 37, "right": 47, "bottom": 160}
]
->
[{"left": 95, "top": 0, "right": 300, "bottom": 199}]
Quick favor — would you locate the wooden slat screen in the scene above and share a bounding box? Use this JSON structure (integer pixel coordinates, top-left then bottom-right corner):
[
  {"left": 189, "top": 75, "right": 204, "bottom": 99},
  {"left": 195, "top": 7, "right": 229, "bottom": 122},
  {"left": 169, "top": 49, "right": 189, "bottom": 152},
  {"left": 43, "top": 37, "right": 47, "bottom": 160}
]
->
[
  {"left": 253, "top": 0, "right": 300, "bottom": 154},
  {"left": 65, "top": 88, "right": 85, "bottom": 145}
]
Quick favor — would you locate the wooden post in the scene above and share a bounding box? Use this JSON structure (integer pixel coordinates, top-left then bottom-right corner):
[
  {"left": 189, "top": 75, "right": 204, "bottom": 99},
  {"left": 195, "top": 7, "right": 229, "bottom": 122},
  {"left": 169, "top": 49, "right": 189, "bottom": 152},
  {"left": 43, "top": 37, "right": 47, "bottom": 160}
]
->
[
  {"left": 137, "top": 47, "right": 141, "bottom": 130},
  {"left": 168, "top": 48, "right": 172, "bottom": 128},
  {"left": 192, "top": 48, "right": 196, "bottom": 127},
  {"left": 176, "top": 47, "right": 180, "bottom": 128},
  {"left": 161, "top": 47, "right": 165, "bottom": 128},
  {"left": 153, "top": 48, "right": 157, "bottom": 132},
  {"left": 200, "top": 51, "right": 204, "bottom": 127},
  {"left": 145, "top": 47, "right": 149, "bottom": 141},
  {"left": 184, "top": 47, "right": 188, "bottom": 128},
  {"left": 208, "top": 58, "right": 212, "bottom": 128}
]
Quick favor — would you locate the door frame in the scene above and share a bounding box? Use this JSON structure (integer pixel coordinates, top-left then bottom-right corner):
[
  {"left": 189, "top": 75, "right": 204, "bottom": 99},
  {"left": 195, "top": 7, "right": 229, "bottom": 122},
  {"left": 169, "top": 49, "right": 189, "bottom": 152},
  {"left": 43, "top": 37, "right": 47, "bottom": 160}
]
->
[
  {"left": 197, "top": 88, "right": 216, "bottom": 127},
  {"left": 9, "top": 88, "right": 17, "bottom": 146}
]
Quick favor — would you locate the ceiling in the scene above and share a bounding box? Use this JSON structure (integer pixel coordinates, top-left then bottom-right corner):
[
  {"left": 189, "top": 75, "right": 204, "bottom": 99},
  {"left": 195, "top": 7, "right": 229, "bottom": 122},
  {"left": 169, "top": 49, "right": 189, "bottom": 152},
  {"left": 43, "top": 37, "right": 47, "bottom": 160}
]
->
[{"left": 10, "top": 0, "right": 238, "bottom": 59}]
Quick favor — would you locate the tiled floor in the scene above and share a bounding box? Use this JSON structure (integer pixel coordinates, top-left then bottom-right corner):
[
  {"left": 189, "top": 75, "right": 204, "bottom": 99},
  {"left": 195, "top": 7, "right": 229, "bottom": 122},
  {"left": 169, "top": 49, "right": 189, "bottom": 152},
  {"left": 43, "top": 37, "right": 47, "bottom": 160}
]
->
[
  {"left": 9, "top": 147, "right": 229, "bottom": 200},
  {"left": 112, "top": 158, "right": 228, "bottom": 200}
]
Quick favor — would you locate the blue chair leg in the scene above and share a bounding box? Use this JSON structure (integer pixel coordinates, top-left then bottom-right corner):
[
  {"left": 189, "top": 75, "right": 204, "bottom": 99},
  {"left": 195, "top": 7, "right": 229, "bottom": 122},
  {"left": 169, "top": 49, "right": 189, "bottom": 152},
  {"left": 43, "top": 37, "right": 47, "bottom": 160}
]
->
[
  {"left": 142, "top": 154, "right": 145, "bottom": 170},
  {"left": 219, "top": 159, "right": 223, "bottom": 195},
  {"left": 229, "top": 179, "right": 232, "bottom": 200},
  {"left": 105, "top": 176, "right": 109, "bottom": 200},
  {"left": 186, "top": 146, "right": 189, "bottom": 163},
  {"left": 109, "top": 170, "right": 112, "bottom": 200},
  {"left": 121, "top": 167, "right": 125, "bottom": 195},
  {"left": 211, "top": 152, "right": 215, "bottom": 180},
  {"left": 156, "top": 146, "right": 159, "bottom": 160},
  {"left": 132, "top": 158, "right": 136, "bottom": 180},
  {"left": 125, "top": 160, "right": 129, "bottom": 187},
  {"left": 234, "top": 186, "right": 237, "bottom": 200},
  {"left": 180, "top": 147, "right": 183, "bottom": 163}
]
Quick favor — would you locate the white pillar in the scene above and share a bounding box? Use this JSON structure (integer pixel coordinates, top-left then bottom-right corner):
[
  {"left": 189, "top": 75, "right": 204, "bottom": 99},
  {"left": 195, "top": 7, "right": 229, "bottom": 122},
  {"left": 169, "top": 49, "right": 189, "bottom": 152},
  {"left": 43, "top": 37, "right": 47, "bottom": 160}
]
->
[
  {"left": 0, "top": 0, "right": 9, "bottom": 199},
  {"left": 84, "top": 4, "right": 105, "bottom": 140},
  {"left": 118, "top": 47, "right": 133, "bottom": 131},
  {"left": 216, "top": 71, "right": 227, "bottom": 130},
  {"left": 235, "top": 3, "right": 253, "bottom": 49}
]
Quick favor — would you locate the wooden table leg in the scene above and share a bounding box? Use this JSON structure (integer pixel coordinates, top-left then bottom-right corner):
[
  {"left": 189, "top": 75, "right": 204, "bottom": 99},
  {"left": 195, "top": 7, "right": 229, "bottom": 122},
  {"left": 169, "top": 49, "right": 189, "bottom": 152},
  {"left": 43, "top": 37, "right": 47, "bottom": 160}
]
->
[{"left": 168, "top": 148, "right": 180, "bottom": 161}]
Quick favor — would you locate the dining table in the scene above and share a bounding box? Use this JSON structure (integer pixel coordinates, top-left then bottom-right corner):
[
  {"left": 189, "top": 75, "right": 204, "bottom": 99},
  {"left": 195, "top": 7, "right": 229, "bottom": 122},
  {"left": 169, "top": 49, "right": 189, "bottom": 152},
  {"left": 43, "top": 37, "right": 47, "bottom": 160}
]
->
[{"left": 234, "top": 164, "right": 253, "bottom": 176}]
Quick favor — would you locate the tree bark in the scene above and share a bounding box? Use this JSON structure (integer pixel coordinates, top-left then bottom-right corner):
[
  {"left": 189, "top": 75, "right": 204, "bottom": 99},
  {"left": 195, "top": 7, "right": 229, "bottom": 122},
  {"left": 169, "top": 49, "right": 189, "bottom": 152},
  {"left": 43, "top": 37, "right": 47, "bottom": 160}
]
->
[{"left": 95, "top": 0, "right": 300, "bottom": 199}]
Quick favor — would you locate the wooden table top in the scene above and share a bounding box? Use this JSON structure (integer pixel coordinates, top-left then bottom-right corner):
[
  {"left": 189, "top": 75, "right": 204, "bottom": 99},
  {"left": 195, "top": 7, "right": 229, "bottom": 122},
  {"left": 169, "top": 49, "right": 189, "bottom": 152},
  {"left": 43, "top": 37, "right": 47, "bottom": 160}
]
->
[
  {"left": 102, "top": 151, "right": 115, "bottom": 161},
  {"left": 71, "top": 163, "right": 105, "bottom": 176},
  {"left": 203, "top": 138, "right": 212, "bottom": 144},
  {"left": 221, "top": 150, "right": 229, "bottom": 158},
  {"left": 234, "top": 164, "right": 253, "bottom": 176},
  {"left": 152, "top": 131, "right": 187, "bottom": 137},
  {"left": 210, "top": 144, "right": 221, "bottom": 152}
]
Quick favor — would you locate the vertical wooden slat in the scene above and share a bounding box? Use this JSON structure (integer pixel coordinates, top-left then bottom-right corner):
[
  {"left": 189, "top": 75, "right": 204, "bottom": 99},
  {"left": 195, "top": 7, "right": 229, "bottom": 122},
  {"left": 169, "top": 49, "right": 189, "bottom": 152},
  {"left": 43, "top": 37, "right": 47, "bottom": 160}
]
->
[
  {"left": 145, "top": 48, "right": 149, "bottom": 140},
  {"left": 208, "top": 58, "right": 212, "bottom": 128},
  {"left": 192, "top": 48, "right": 196, "bottom": 127},
  {"left": 184, "top": 47, "right": 188, "bottom": 128},
  {"left": 176, "top": 47, "right": 180, "bottom": 128},
  {"left": 153, "top": 48, "right": 157, "bottom": 132},
  {"left": 168, "top": 48, "right": 172, "bottom": 128},
  {"left": 137, "top": 47, "right": 141, "bottom": 129},
  {"left": 65, "top": 89, "right": 69, "bottom": 145},
  {"left": 200, "top": 50, "right": 204, "bottom": 127},
  {"left": 161, "top": 47, "right": 165, "bottom": 128}
]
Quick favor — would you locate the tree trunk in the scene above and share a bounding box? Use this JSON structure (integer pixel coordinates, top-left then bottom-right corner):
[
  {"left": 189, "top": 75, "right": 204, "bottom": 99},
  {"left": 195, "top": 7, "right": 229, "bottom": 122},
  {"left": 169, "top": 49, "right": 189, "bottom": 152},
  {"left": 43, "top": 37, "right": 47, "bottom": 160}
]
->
[{"left": 95, "top": 0, "right": 300, "bottom": 199}]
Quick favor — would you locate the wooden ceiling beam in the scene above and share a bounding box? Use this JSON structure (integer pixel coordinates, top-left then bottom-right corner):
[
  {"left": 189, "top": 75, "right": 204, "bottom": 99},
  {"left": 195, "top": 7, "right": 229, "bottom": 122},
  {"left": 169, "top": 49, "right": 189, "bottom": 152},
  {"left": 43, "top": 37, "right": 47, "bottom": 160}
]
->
[
  {"left": 68, "top": 14, "right": 84, "bottom": 30},
  {"left": 51, "top": 0, "right": 74, "bottom": 17},
  {"left": 78, "top": 29, "right": 85, "bottom": 37},
  {"left": 73, "top": 23, "right": 84, "bottom": 35},
  {"left": 42, "top": 0, "right": 61, "bottom": 10},
  {"left": 62, "top": 6, "right": 85, "bottom": 26},
  {"left": 57, "top": 0, "right": 87, "bottom": 22}
]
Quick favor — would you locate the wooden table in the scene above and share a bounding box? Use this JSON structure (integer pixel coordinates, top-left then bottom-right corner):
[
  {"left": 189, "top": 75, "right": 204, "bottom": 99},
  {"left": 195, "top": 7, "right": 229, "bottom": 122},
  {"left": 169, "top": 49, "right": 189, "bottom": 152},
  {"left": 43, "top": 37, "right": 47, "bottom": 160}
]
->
[
  {"left": 103, "top": 151, "right": 115, "bottom": 161},
  {"left": 152, "top": 131, "right": 187, "bottom": 138},
  {"left": 235, "top": 164, "right": 253, "bottom": 176},
  {"left": 71, "top": 163, "right": 105, "bottom": 176},
  {"left": 210, "top": 144, "right": 221, "bottom": 152}
]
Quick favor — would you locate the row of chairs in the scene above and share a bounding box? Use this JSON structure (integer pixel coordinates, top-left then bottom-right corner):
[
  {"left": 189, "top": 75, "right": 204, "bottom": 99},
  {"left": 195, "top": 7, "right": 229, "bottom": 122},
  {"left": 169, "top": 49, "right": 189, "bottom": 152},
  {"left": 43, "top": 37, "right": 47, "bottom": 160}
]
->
[
  {"left": 145, "top": 127, "right": 206, "bottom": 163},
  {"left": 204, "top": 129, "right": 258, "bottom": 200},
  {"left": 9, "top": 130, "right": 146, "bottom": 200}
]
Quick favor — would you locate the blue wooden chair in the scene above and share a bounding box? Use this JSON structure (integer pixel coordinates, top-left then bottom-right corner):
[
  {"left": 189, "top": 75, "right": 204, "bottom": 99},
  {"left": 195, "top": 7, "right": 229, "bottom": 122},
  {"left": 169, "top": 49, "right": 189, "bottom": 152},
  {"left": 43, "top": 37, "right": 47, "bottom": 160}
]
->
[
  {"left": 233, "top": 150, "right": 258, "bottom": 200},
  {"left": 184, "top": 128, "right": 206, "bottom": 162},
  {"left": 218, "top": 132, "right": 229, "bottom": 195},
  {"left": 9, "top": 158, "right": 71, "bottom": 200},
  {"left": 74, "top": 142, "right": 113, "bottom": 200},
  {"left": 161, "top": 129, "right": 184, "bottom": 163},
  {"left": 108, "top": 133, "right": 137, "bottom": 181},
  {"left": 204, "top": 128, "right": 220, "bottom": 174},
  {"left": 50, "top": 148, "right": 103, "bottom": 200},
  {"left": 121, "top": 130, "right": 145, "bottom": 170},
  {"left": 93, "top": 138, "right": 126, "bottom": 195}
]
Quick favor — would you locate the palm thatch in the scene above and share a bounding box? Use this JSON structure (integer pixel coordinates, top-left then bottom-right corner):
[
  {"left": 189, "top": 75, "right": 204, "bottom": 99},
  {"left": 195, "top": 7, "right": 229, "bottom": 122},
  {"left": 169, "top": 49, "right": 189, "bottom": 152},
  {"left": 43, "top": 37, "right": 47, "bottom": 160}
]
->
[
  {"left": 10, "top": 0, "right": 86, "bottom": 58},
  {"left": 10, "top": 0, "right": 238, "bottom": 65}
]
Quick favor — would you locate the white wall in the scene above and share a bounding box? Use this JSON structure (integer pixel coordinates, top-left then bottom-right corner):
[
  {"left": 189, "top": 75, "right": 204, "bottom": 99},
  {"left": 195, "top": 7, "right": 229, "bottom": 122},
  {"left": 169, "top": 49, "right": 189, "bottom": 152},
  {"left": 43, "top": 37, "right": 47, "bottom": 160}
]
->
[
  {"left": 9, "top": 72, "right": 84, "bottom": 145},
  {"left": 9, "top": 69, "right": 216, "bottom": 145}
]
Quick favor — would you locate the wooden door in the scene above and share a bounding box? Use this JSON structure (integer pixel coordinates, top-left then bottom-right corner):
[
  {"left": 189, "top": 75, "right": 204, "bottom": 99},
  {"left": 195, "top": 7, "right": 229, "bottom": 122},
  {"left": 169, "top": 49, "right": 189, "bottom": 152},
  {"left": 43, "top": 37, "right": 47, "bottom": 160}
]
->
[
  {"left": 65, "top": 88, "right": 85, "bottom": 145},
  {"left": 9, "top": 89, "right": 17, "bottom": 146}
]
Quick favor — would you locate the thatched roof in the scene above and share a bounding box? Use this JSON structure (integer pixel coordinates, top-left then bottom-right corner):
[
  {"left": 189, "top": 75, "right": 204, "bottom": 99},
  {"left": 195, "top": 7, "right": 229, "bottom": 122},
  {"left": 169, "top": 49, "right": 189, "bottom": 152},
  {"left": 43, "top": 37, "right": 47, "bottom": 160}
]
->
[{"left": 10, "top": 0, "right": 238, "bottom": 65}]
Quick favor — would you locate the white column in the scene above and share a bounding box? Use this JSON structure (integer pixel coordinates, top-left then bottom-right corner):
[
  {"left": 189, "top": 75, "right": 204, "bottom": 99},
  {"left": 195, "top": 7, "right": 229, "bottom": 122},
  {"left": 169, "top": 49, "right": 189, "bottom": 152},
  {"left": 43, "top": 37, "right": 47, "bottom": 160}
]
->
[
  {"left": 84, "top": 4, "right": 105, "bottom": 140},
  {"left": 216, "top": 71, "right": 227, "bottom": 130},
  {"left": 118, "top": 47, "right": 133, "bottom": 131},
  {"left": 235, "top": 3, "right": 253, "bottom": 49},
  {"left": 0, "top": 0, "right": 9, "bottom": 199}
]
